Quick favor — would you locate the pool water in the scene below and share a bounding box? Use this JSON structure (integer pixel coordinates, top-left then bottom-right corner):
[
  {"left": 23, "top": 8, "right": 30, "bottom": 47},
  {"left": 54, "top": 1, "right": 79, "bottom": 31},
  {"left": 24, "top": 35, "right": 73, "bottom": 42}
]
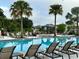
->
[{"left": 0, "top": 37, "right": 79, "bottom": 52}]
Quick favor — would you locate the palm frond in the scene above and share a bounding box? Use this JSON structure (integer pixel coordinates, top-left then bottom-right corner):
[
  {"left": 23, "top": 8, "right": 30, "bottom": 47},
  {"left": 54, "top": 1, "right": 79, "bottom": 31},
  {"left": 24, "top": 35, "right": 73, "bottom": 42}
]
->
[
  {"left": 49, "top": 4, "right": 63, "bottom": 15},
  {"left": 10, "top": 0, "right": 32, "bottom": 18},
  {"left": 66, "top": 12, "right": 72, "bottom": 19}
]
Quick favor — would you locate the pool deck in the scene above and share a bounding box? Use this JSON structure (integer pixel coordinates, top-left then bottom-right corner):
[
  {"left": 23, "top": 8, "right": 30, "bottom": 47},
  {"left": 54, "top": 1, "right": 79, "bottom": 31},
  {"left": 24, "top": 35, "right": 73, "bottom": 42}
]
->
[
  {"left": 13, "top": 51, "right": 79, "bottom": 59},
  {"left": 13, "top": 54, "right": 79, "bottom": 59}
]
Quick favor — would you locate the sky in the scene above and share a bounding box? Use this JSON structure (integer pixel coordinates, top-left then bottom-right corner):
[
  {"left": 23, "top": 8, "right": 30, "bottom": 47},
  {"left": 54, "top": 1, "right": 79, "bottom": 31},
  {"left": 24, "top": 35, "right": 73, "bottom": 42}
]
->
[{"left": 0, "top": 0, "right": 79, "bottom": 26}]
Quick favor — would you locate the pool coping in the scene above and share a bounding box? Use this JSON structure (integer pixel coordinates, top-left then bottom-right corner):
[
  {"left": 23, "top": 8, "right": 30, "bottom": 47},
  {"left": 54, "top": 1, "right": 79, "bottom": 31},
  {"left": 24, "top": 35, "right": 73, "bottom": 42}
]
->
[{"left": 0, "top": 35, "right": 78, "bottom": 41}]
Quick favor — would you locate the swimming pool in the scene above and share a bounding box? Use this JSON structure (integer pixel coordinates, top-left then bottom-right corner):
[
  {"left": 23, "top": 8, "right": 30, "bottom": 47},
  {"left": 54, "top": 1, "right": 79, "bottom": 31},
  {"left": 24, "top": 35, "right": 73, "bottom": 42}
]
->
[{"left": 0, "top": 36, "right": 79, "bottom": 52}]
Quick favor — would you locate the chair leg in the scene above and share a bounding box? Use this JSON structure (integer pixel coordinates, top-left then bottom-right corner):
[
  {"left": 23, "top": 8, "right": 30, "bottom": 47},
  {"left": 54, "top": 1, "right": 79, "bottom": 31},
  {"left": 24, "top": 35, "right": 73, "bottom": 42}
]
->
[
  {"left": 16, "top": 56, "right": 18, "bottom": 59},
  {"left": 22, "top": 58, "right": 25, "bottom": 59},
  {"left": 62, "top": 56, "right": 64, "bottom": 59},
  {"left": 26, "top": 57, "right": 30, "bottom": 59},
  {"left": 68, "top": 54, "right": 70, "bottom": 59},
  {"left": 52, "top": 57, "right": 54, "bottom": 59},
  {"left": 35, "top": 57, "right": 37, "bottom": 59},
  {"left": 29, "top": 57, "right": 30, "bottom": 59},
  {"left": 43, "top": 55, "right": 44, "bottom": 59},
  {"left": 51, "top": 53, "right": 54, "bottom": 59},
  {"left": 76, "top": 53, "right": 78, "bottom": 58}
]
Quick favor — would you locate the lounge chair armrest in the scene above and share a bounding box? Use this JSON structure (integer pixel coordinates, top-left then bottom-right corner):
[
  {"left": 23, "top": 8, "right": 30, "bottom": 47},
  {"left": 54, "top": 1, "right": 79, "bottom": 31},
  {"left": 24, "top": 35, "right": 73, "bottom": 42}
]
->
[
  {"left": 38, "top": 48, "right": 46, "bottom": 53},
  {"left": 71, "top": 46, "right": 76, "bottom": 47},
  {"left": 70, "top": 46, "right": 76, "bottom": 49},
  {"left": 13, "top": 52, "right": 23, "bottom": 57},
  {"left": 54, "top": 52, "right": 62, "bottom": 57},
  {"left": 56, "top": 46, "right": 63, "bottom": 50},
  {"left": 59, "top": 46, "right": 63, "bottom": 48},
  {"left": 35, "top": 55, "right": 41, "bottom": 59},
  {"left": 38, "top": 50, "right": 45, "bottom": 54}
]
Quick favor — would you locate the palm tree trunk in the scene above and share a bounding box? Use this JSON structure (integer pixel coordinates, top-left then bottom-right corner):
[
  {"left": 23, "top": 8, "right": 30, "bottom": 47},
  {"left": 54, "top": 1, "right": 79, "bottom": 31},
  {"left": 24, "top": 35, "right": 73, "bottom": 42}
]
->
[
  {"left": 77, "top": 14, "right": 78, "bottom": 36},
  {"left": 20, "top": 5, "right": 23, "bottom": 38},
  {"left": 54, "top": 14, "right": 57, "bottom": 36},
  {"left": 77, "top": 21, "right": 78, "bottom": 35},
  {"left": 21, "top": 15, "right": 23, "bottom": 38}
]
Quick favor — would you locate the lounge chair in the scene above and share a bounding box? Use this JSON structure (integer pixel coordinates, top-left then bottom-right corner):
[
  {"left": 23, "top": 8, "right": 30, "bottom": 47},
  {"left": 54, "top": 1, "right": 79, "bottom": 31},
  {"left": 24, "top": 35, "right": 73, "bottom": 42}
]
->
[
  {"left": 55, "top": 41, "right": 78, "bottom": 59},
  {"left": 38, "top": 42, "right": 63, "bottom": 59},
  {"left": 13, "top": 44, "right": 41, "bottom": 59},
  {"left": 0, "top": 46, "right": 16, "bottom": 59},
  {"left": 70, "top": 43, "right": 79, "bottom": 51}
]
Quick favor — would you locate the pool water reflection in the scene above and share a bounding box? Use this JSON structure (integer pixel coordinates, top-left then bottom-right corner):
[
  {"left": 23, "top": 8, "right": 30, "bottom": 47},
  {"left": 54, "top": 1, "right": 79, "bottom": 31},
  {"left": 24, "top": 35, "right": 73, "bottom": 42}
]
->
[{"left": 0, "top": 37, "right": 79, "bottom": 52}]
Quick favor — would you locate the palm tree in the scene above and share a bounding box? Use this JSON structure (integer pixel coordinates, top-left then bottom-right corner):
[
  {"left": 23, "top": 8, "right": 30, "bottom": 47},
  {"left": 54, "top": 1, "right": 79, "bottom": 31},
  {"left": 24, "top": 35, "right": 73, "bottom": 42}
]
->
[
  {"left": 71, "top": 7, "right": 79, "bottom": 35},
  {"left": 66, "top": 13, "right": 72, "bottom": 20},
  {"left": 65, "top": 13, "right": 75, "bottom": 34},
  {"left": 10, "top": 0, "right": 32, "bottom": 37},
  {"left": 0, "top": 8, "right": 5, "bottom": 18},
  {"left": 0, "top": 8, "right": 6, "bottom": 29},
  {"left": 65, "top": 13, "right": 74, "bottom": 28},
  {"left": 0, "top": 8, "right": 6, "bottom": 37},
  {"left": 49, "top": 4, "right": 63, "bottom": 36}
]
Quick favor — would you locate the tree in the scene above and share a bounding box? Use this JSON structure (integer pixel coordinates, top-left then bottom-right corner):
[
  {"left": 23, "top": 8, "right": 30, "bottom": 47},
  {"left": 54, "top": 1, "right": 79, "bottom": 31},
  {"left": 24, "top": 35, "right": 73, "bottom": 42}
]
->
[
  {"left": 57, "top": 24, "right": 66, "bottom": 33},
  {"left": 65, "top": 12, "right": 74, "bottom": 34},
  {"left": 66, "top": 20, "right": 73, "bottom": 25},
  {"left": 49, "top": 4, "right": 63, "bottom": 36},
  {"left": 0, "top": 8, "right": 6, "bottom": 18},
  {"left": 23, "top": 18, "right": 33, "bottom": 32},
  {"left": 8, "top": 20, "right": 20, "bottom": 32},
  {"left": 10, "top": 0, "right": 32, "bottom": 37},
  {"left": 66, "top": 12, "right": 76, "bottom": 25},
  {"left": 71, "top": 7, "right": 79, "bottom": 35},
  {"left": 4, "top": 18, "right": 33, "bottom": 33},
  {"left": 66, "top": 13, "right": 72, "bottom": 19},
  {"left": 0, "top": 8, "right": 6, "bottom": 30}
]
